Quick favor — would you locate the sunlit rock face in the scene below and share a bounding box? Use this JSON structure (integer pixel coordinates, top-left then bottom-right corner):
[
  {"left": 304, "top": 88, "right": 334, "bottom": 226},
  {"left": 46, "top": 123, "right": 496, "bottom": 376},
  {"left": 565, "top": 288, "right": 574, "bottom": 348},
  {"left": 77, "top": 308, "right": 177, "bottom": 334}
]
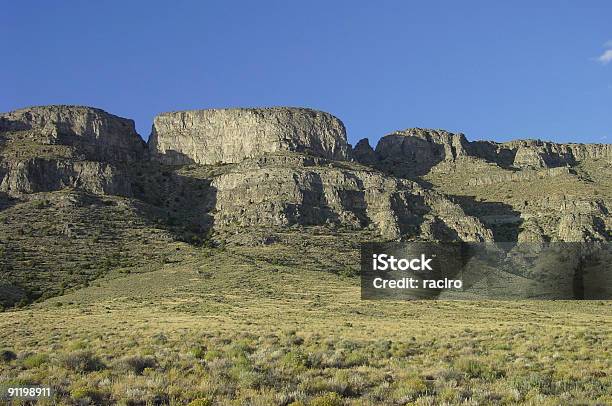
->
[{"left": 148, "top": 107, "right": 350, "bottom": 165}]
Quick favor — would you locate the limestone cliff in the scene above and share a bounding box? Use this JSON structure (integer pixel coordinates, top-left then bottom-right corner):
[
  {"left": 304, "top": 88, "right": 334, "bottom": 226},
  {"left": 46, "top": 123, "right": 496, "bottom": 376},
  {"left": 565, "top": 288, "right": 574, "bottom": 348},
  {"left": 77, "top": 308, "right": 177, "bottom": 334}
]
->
[
  {"left": 148, "top": 107, "right": 350, "bottom": 165},
  {"left": 0, "top": 105, "right": 145, "bottom": 161},
  {"left": 356, "top": 128, "right": 612, "bottom": 172},
  {"left": 0, "top": 106, "right": 142, "bottom": 197},
  {"left": 209, "top": 153, "right": 492, "bottom": 241}
]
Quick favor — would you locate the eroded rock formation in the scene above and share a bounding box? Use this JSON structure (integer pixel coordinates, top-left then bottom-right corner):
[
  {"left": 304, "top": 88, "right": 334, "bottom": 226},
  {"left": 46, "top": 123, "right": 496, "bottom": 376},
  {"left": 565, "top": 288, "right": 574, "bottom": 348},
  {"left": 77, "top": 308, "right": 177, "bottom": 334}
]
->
[{"left": 148, "top": 108, "right": 350, "bottom": 165}]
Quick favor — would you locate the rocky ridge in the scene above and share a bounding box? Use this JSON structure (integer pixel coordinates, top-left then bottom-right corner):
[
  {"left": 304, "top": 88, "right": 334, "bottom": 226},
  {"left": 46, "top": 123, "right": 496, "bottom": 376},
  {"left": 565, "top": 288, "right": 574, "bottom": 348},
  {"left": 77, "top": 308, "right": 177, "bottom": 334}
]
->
[
  {"left": 0, "top": 104, "right": 610, "bottom": 307},
  {"left": 149, "top": 107, "right": 350, "bottom": 165}
]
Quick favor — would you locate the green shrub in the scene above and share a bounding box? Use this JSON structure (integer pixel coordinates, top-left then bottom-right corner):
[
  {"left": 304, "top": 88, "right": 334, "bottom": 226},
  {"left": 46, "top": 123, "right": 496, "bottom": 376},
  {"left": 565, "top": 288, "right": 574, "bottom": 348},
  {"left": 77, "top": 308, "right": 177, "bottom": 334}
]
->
[
  {"left": 62, "top": 351, "right": 105, "bottom": 372},
  {"left": 204, "top": 349, "right": 223, "bottom": 361},
  {"left": 187, "top": 398, "right": 213, "bottom": 406},
  {"left": 22, "top": 353, "right": 49, "bottom": 368},
  {"left": 454, "top": 357, "right": 489, "bottom": 379},
  {"left": 115, "top": 355, "right": 157, "bottom": 374},
  {"left": 70, "top": 386, "right": 106, "bottom": 403},
  {"left": 282, "top": 349, "right": 310, "bottom": 370},
  {"left": 343, "top": 352, "right": 367, "bottom": 367},
  {"left": 309, "top": 392, "right": 343, "bottom": 406},
  {"left": 392, "top": 377, "right": 428, "bottom": 401},
  {"left": 191, "top": 346, "right": 207, "bottom": 359}
]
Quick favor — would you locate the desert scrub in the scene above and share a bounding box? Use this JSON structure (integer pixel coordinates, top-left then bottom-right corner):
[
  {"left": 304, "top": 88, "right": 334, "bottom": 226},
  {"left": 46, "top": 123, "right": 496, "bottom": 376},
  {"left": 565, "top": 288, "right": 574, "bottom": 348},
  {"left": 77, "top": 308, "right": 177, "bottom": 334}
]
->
[
  {"left": 392, "top": 376, "right": 429, "bottom": 402},
  {"left": 187, "top": 398, "right": 213, "bottom": 406},
  {"left": 70, "top": 385, "right": 107, "bottom": 404},
  {"left": 309, "top": 392, "right": 344, "bottom": 406},
  {"left": 281, "top": 349, "right": 310, "bottom": 371},
  {"left": 0, "top": 349, "right": 17, "bottom": 362},
  {"left": 21, "top": 353, "right": 50, "bottom": 368},
  {"left": 114, "top": 355, "right": 157, "bottom": 375},
  {"left": 62, "top": 350, "right": 105, "bottom": 372},
  {"left": 453, "top": 356, "right": 503, "bottom": 380}
]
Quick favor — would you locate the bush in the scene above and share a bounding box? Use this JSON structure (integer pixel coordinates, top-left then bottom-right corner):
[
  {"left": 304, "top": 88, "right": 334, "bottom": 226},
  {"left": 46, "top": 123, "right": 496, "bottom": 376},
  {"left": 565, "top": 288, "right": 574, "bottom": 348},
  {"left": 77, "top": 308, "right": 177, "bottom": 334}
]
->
[
  {"left": 454, "top": 357, "right": 489, "bottom": 379},
  {"left": 187, "top": 398, "right": 213, "bottom": 406},
  {"left": 393, "top": 377, "right": 428, "bottom": 401},
  {"left": 115, "top": 355, "right": 157, "bottom": 374},
  {"left": 62, "top": 351, "right": 105, "bottom": 372},
  {"left": 281, "top": 349, "right": 310, "bottom": 370},
  {"left": 191, "top": 346, "right": 207, "bottom": 359},
  {"left": 204, "top": 349, "right": 223, "bottom": 361},
  {"left": 310, "top": 392, "right": 343, "bottom": 406},
  {"left": 22, "top": 353, "right": 49, "bottom": 369},
  {"left": 0, "top": 350, "right": 17, "bottom": 363},
  {"left": 70, "top": 386, "right": 106, "bottom": 404}
]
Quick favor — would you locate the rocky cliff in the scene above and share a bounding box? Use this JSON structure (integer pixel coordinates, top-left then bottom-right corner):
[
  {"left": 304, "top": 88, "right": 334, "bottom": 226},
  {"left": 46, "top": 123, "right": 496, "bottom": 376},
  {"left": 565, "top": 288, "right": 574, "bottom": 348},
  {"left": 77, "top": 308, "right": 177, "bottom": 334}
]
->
[
  {"left": 209, "top": 153, "right": 492, "bottom": 241},
  {"left": 148, "top": 107, "right": 350, "bottom": 165},
  {"left": 0, "top": 105, "right": 145, "bottom": 161},
  {"left": 356, "top": 128, "right": 612, "bottom": 172},
  {"left": 1, "top": 104, "right": 610, "bottom": 308},
  {"left": 0, "top": 106, "right": 144, "bottom": 197}
]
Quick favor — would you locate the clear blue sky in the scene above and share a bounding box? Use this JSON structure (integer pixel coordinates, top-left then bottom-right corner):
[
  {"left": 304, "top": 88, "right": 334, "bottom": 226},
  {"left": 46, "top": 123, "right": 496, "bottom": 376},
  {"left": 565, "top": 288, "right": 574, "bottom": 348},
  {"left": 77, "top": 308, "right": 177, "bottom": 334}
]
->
[{"left": 2, "top": 1, "right": 611, "bottom": 145}]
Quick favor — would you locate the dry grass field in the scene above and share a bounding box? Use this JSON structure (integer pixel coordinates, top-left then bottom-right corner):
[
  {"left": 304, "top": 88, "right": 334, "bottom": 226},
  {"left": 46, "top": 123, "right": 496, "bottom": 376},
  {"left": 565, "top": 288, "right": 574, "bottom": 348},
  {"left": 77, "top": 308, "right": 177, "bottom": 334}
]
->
[{"left": 1, "top": 241, "right": 610, "bottom": 405}]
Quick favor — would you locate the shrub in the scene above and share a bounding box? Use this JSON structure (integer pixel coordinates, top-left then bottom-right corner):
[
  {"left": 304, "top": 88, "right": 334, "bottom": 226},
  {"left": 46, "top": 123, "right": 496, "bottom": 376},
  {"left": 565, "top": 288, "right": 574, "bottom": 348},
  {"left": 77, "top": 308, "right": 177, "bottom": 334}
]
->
[
  {"left": 343, "top": 352, "right": 368, "bottom": 367},
  {"left": 281, "top": 349, "right": 310, "bottom": 370},
  {"left": 191, "top": 346, "right": 207, "bottom": 359},
  {"left": 70, "top": 386, "right": 106, "bottom": 404},
  {"left": 115, "top": 355, "right": 157, "bottom": 374},
  {"left": 188, "top": 398, "right": 213, "bottom": 406},
  {"left": 204, "top": 349, "right": 223, "bottom": 361},
  {"left": 22, "top": 353, "right": 49, "bottom": 368},
  {"left": 309, "top": 392, "right": 343, "bottom": 406},
  {"left": 0, "top": 350, "right": 17, "bottom": 363},
  {"left": 62, "top": 351, "right": 105, "bottom": 372},
  {"left": 454, "top": 357, "right": 489, "bottom": 379},
  {"left": 393, "top": 377, "right": 428, "bottom": 401}
]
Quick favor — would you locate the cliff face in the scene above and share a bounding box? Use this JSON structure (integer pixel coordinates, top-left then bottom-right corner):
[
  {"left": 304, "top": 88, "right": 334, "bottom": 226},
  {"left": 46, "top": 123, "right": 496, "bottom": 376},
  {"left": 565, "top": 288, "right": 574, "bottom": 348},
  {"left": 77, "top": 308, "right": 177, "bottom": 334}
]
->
[
  {"left": 1, "top": 104, "right": 610, "bottom": 308},
  {"left": 0, "top": 105, "right": 609, "bottom": 243},
  {"left": 357, "top": 128, "right": 612, "bottom": 171},
  {"left": 148, "top": 108, "right": 350, "bottom": 165},
  {"left": 0, "top": 106, "right": 143, "bottom": 197},
  {"left": 209, "top": 153, "right": 492, "bottom": 241},
  {"left": 0, "top": 105, "right": 145, "bottom": 162}
]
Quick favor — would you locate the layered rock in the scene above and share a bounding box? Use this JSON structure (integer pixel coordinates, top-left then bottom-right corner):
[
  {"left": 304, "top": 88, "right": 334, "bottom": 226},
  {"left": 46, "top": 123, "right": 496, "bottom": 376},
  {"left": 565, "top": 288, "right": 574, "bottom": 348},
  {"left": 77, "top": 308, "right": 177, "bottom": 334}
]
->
[
  {"left": 355, "top": 129, "right": 612, "bottom": 174},
  {"left": 149, "top": 107, "right": 350, "bottom": 165},
  {"left": 0, "top": 105, "right": 146, "bottom": 161},
  {"left": 209, "top": 153, "right": 493, "bottom": 241},
  {"left": 467, "top": 166, "right": 573, "bottom": 186},
  {"left": 0, "top": 158, "right": 132, "bottom": 197},
  {"left": 0, "top": 106, "right": 143, "bottom": 197},
  {"left": 372, "top": 128, "right": 470, "bottom": 176}
]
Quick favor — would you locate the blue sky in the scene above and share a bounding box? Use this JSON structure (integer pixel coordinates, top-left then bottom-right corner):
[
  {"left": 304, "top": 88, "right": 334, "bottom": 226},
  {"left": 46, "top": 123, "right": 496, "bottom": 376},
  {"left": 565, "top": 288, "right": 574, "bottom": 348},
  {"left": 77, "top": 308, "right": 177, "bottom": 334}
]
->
[{"left": 2, "top": 1, "right": 611, "bottom": 145}]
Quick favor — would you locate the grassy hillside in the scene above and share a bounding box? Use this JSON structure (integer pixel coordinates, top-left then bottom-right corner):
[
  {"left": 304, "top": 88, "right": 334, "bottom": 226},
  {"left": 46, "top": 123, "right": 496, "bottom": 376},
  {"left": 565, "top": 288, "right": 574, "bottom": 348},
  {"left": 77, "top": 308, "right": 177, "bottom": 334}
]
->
[{"left": 1, "top": 243, "right": 610, "bottom": 405}]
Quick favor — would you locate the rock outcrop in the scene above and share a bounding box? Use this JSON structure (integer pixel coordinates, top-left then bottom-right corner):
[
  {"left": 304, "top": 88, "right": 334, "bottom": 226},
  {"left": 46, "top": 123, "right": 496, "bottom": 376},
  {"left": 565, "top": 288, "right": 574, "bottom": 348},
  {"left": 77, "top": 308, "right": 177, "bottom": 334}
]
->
[
  {"left": 149, "top": 107, "right": 350, "bottom": 165},
  {"left": 355, "top": 128, "right": 612, "bottom": 174},
  {"left": 0, "top": 104, "right": 609, "bottom": 244},
  {"left": 0, "top": 106, "right": 142, "bottom": 197},
  {"left": 1, "top": 103, "right": 610, "bottom": 309},
  {"left": 0, "top": 158, "right": 131, "bottom": 196},
  {"left": 372, "top": 128, "right": 470, "bottom": 176},
  {"left": 0, "top": 105, "right": 145, "bottom": 161},
  {"left": 467, "top": 166, "right": 573, "bottom": 186},
  {"left": 209, "top": 153, "right": 493, "bottom": 241}
]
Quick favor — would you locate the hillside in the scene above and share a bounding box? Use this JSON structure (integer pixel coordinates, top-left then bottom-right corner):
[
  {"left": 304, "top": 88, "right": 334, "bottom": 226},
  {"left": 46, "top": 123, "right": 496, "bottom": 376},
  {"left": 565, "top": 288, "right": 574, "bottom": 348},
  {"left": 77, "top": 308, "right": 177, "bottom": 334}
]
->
[
  {"left": 0, "top": 105, "right": 610, "bottom": 404},
  {"left": 1, "top": 105, "right": 610, "bottom": 308}
]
